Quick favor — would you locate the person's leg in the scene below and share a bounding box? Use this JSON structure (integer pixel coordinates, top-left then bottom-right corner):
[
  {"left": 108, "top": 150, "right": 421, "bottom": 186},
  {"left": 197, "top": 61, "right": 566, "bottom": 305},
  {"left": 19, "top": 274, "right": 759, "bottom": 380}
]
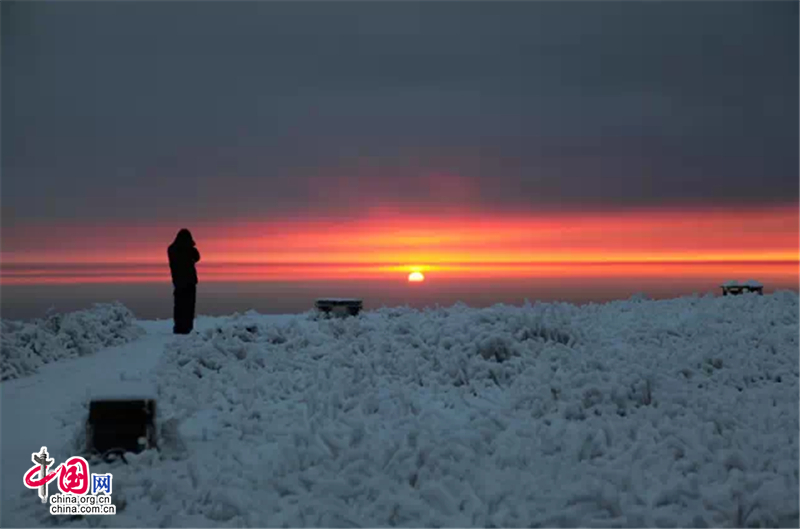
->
[
  {"left": 187, "top": 286, "right": 197, "bottom": 332},
  {"left": 174, "top": 287, "right": 190, "bottom": 334},
  {"left": 173, "top": 288, "right": 181, "bottom": 333}
]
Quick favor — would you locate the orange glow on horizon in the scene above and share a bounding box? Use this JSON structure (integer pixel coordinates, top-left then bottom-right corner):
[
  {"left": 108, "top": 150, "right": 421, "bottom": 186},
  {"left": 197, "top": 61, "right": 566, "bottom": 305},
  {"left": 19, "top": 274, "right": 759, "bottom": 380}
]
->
[
  {"left": 1, "top": 205, "right": 798, "bottom": 286},
  {"left": 1, "top": 261, "right": 796, "bottom": 286}
]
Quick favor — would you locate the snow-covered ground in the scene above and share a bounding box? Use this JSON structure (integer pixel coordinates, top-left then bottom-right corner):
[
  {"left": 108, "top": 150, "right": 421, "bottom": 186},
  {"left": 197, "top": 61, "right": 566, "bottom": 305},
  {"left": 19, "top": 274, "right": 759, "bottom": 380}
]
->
[{"left": 1, "top": 293, "right": 798, "bottom": 527}]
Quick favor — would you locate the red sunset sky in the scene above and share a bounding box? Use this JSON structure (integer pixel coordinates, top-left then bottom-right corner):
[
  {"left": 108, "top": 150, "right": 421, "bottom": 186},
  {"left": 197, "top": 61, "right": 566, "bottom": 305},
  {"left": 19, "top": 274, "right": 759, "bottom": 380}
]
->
[{"left": 2, "top": 205, "right": 797, "bottom": 286}]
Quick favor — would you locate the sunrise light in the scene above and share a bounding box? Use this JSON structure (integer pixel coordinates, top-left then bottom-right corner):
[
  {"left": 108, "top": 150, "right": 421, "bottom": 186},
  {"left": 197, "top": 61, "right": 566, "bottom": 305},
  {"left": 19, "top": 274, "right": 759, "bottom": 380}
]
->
[{"left": 408, "top": 271, "right": 425, "bottom": 282}]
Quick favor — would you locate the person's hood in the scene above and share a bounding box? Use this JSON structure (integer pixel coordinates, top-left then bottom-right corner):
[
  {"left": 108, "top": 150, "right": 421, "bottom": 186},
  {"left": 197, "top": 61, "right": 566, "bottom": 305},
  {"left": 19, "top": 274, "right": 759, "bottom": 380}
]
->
[{"left": 172, "top": 229, "right": 195, "bottom": 247}]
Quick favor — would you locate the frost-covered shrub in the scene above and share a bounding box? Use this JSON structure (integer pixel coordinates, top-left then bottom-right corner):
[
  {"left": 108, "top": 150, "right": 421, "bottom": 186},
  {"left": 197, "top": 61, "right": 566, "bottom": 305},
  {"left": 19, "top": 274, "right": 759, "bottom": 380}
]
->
[
  {"left": 474, "top": 333, "right": 518, "bottom": 363},
  {"left": 1, "top": 302, "right": 145, "bottom": 381}
]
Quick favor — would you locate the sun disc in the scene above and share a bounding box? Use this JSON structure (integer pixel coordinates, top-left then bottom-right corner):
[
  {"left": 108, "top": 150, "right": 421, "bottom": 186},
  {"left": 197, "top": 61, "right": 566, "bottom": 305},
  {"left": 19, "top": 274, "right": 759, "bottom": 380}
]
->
[{"left": 408, "top": 271, "right": 425, "bottom": 282}]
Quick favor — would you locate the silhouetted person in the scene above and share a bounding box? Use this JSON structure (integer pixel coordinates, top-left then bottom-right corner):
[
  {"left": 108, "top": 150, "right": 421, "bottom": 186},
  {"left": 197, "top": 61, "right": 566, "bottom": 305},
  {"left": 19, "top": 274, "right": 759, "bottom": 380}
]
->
[{"left": 168, "top": 229, "right": 200, "bottom": 334}]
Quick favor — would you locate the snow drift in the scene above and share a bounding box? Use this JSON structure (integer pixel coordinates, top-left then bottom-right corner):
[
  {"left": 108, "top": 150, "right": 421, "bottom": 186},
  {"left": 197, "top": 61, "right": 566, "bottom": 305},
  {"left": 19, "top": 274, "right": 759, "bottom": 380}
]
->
[
  {"left": 9, "top": 293, "right": 800, "bottom": 527},
  {"left": 0, "top": 302, "right": 145, "bottom": 381}
]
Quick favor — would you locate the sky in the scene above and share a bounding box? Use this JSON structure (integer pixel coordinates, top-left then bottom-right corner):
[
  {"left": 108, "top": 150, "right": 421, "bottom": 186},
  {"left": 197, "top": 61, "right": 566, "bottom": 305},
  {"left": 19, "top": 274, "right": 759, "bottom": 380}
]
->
[{"left": 1, "top": 1, "right": 798, "bottom": 287}]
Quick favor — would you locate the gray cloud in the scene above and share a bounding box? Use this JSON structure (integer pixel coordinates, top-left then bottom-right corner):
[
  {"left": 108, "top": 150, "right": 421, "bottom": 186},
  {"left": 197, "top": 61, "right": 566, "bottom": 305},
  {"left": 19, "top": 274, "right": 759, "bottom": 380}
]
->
[{"left": 2, "top": 1, "right": 797, "bottom": 229}]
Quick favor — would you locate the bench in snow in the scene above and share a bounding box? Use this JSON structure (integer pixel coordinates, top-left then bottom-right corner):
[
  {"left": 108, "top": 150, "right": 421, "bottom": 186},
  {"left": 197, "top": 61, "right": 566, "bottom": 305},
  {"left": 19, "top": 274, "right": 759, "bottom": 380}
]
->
[
  {"left": 315, "top": 298, "right": 363, "bottom": 316},
  {"left": 721, "top": 280, "right": 764, "bottom": 296}
]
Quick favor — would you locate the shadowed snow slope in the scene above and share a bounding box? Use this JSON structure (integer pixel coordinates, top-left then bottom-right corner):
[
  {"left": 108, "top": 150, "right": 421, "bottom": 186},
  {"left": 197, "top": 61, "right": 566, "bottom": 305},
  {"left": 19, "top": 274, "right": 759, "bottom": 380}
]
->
[
  {"left": 4, "top": 294, "right": 799, "bottom": 527},
  {"left": 1, "top": 303, "right": 145, "bottom": 381}
]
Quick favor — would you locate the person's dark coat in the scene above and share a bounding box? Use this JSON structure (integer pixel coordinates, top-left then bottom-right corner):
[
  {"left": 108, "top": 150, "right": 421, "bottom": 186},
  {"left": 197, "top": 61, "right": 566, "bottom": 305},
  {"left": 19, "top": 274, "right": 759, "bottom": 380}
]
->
[
  {"left": 168, "top": 229, "right": 200, "bottom": 334},
  {"left": 168, "top": 229, "right": 200, "bottom": 288}
]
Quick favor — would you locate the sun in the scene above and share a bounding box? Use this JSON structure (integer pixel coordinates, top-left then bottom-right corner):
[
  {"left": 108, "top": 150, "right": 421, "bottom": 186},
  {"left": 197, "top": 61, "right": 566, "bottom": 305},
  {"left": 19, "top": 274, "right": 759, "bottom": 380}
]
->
[{"left": 408, "top": 271, "right": 425, "bottom": 282}]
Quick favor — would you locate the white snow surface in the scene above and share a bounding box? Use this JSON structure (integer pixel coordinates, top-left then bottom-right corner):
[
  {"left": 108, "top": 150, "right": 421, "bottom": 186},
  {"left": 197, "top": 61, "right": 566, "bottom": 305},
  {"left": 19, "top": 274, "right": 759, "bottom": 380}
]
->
[
  {"left": 2, "top": 294, "right": 799, "bottom": 527},
  {"left": 1, "top": 302, "right": 145, "bottom": 381},
  {"left": 722, "top": 280, "right": 765, "bottom": 288}
]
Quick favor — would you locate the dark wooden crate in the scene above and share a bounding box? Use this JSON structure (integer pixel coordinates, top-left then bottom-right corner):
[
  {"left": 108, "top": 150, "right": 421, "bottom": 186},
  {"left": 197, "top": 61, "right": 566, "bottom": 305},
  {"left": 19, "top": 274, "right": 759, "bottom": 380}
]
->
[
  {"left": 315, "top": 298, "right": 363, "bottom": 316},
  {"left": 86, "top": 399, "right": 156, "bottom": 455}
]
